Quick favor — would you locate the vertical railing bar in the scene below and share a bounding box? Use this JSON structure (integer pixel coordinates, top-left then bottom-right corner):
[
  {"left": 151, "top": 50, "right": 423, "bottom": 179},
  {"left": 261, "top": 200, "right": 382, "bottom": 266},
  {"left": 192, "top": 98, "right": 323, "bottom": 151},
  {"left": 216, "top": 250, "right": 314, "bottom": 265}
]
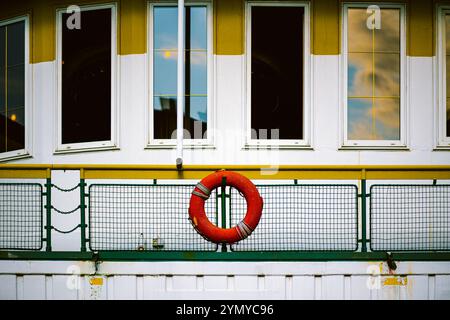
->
[
  {"left": 45, "top": 176, "right": 52, "bottom": 252},
  {"left": 221, "top": 176, "right": 227, "bottom": 252},
  {"left": 80, "top": 170, "right": 87, "bottom": 252},
  {"left": 361, "top": 178, "right": 368, "bottom": 253}
]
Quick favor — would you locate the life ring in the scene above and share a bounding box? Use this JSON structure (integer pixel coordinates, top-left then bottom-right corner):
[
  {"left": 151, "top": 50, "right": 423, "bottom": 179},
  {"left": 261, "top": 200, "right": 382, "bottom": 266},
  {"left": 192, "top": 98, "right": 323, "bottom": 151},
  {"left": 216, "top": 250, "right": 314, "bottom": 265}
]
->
[{"left": 189, "top": 171, "right": 263, "bottom": 244}]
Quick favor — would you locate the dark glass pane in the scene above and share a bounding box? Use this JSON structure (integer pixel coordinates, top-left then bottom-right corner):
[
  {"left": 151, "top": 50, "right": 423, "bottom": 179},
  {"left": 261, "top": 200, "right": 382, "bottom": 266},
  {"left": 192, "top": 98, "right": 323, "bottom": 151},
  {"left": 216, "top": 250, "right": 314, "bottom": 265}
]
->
[
  {"left": 0, "top": 66, "right": 4, "bottom": 116},
  {"left": 184, "top": 96, "right": 207, "bottom": 139},
  {"left": 188, "top": 6, "right": 207, "bottom": 50},
  {"left": 0, "top": 26, "right": 5, "bottom": 69},
  {"left": 0, "top": 27, "right": 5, "bottom": 152},
  {"left": 154, "top": 50, "right": 177, "bottom": 95},
  {"left": 6, "top": 112, "right": 24, "bottom": 151},
  {"left": 251, "top": 6, "right": 304, "bottom": 140},
  {"left": 446, "top": 14, "right": 450, "bottom": 53},
  {"left": 348, "top": 8, "right": 373, "bottom": 53},
  {"left": 374, "top": 53, "right": 400, "bottom": 97},
  {"left": 7, "top": 21, "right": 25, "bottom": 67},
  {"left": 0, "top": 111, "right": 4, "bottom": 152},
  {"left": 154, "top": 7, "right": 177, "bottom": 50},
  {"left": 62, "top": 9, "right": 111, "bottom": 144},
  {"left": 153, "top": 96, "right": 177, "bottom": 139},
  {"left": 8, "top": 106, "right": 24, "bottom": 126},
  {"left": 348, "top": 53, "right": 373, "bottom": 97},
  {"left": 447, "top": 56, "right": 450, "bottom": 99},
  {"left": 375, "top": 9, "right": 400, "bottom": 52},
  {"left": 7, "top": 64, "right": 24, "bottom": 108},
  {"left": 447, "top": 99, "right": 450, "bottom": 137}
]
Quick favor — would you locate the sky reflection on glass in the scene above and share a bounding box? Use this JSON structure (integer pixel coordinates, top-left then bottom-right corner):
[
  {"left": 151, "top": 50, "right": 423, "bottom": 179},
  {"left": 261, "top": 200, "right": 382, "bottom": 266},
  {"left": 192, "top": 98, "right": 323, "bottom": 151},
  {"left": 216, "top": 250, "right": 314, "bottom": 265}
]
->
[
  {"left": 347, "top": 8, "right": 401, "bottom": 140},
  {"left": 153, "top": 6, "right": 208, "bottom": 139}
]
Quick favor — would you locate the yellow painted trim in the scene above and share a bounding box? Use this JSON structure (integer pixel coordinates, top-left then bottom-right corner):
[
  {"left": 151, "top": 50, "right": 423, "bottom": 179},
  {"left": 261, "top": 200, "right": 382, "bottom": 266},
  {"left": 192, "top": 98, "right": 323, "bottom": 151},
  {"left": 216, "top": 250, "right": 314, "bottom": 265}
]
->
[
  {"left": 312, "top": 0, "right": 340, "bottom": 55},
  {"left": 384, "top": 276, "right": 408, "bottom": 286},
  {"left": 3, "top": 0, "right": 450, "bottom": 61},
  {"left": 214, "top": 0, "right": 244, "bottom": 55},
  {"left": 408, "top": 0, "right": 434, "bottom": 57},
  {"left": 89, "top": 277, "right": 104, "bottom": 286},
  {"left": 119, "top": 0, "right": 147, "bottom": 55},
  {"left": 0, "top": 169, "right": 50, "bottom": 179},
  {"left": 1, "top": 165, "right": 449, "bottom": 180}
]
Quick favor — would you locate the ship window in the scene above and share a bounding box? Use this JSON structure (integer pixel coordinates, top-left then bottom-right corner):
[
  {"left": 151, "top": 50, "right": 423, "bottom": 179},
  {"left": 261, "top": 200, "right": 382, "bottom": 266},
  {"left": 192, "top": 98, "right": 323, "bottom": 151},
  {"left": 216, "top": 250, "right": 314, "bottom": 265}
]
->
[
  {"left": 446, "top": 13, "right": 450, "bottom": 139},
  {"left": 343, "top": 5, "right": 406, "bottom": 147},
  {"left": 58, "top": 6, "right": 117, "bottom": 151},
  {"left": 437, "top": 8, "right": 450, "bottom": 147},
  {"left": 151, "top": 4, "right": 210, "bottom": 143},
  {"left": 0, "top": 19, "right": 26, "bottom": 156},
  {"left": 250, "top": 6, "right": 304, "bottom": 141}
]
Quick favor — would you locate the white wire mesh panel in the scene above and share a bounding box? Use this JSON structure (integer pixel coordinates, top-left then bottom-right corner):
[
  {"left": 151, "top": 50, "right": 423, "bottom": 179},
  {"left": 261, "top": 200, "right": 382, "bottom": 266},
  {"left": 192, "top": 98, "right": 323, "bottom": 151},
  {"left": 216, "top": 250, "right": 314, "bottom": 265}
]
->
[
  {"left": 371, "top": 185, "right": 450, "bottom": 251},
  {"left": 230, "top": 185, "right": 358, "bottom": 251},
  {"left": 0, "top": 184, "right": 43, "bottom": 250},
  {"left": 89, "top": 184, "right": 218, "bottom": 252}
]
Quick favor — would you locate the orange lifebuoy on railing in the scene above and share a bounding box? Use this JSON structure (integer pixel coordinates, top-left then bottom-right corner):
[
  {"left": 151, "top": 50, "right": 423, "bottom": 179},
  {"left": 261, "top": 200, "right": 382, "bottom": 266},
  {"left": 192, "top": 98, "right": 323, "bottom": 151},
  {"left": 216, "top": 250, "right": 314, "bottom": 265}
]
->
[{"left": 189, "top": 171, "right": 263, "bottom": 244}]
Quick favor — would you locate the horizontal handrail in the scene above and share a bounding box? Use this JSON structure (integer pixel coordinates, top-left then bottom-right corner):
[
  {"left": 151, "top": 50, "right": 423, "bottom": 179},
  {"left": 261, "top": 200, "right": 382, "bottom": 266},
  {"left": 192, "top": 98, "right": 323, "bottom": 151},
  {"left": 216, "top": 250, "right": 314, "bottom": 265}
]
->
[{"left": 0, "top": 164, "right": 449, "bottom": 180}]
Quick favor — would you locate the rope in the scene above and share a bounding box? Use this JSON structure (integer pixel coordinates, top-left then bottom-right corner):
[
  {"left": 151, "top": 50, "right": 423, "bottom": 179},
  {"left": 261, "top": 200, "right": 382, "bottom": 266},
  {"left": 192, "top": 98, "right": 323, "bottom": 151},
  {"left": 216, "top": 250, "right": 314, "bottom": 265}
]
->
[
  {"left": 52, "top": 205, "right": 81, "bottom": 215},
  {"left": 52, "top": 224, "right": 81, "bottom": 234},
  {"left": 52, "top": 184, "right": 80, "bottom": 193}
]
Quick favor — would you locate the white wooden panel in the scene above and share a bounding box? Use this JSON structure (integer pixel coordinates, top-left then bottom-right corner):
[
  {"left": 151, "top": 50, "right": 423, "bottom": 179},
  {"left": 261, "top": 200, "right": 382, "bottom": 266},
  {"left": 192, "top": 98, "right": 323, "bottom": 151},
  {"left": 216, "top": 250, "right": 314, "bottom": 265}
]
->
[
  {"left": 51, "top": 275, "right": 78, "bottom": 300},
  {"left": 0, "top": 275, "right": 16, "bottom": 300},
  {"left": 171, "top": 276, "right": 197, "bottom": 291},
  {"left": 292, "top": 276, "right": 315, "bottom": 300},
  {"left": 435, "top": 275, "right": 450, "bottom": 300},
  {"left": 349, "top": 276, "right": 371, "bottom": 300},
  {"left": 16, "top": 276, "right": 24, "bottom": 300},
  {"left": 322, "top": 275, "right": 345, "bottom": 300},
  {"left": 204, "top": 276, "right": 228, "bottom": 291},
  {"left": 143, "top": 276, "right": 165, "bottom": 300},
  {"left": 234, "top": 276, "right": 258, "bottom": 291},
  {"left": 45, "top": 276, "right": 52, "bottom": 300},
  {"left": 23, "top": 275, "right": 46, "bottom": 300},
  {"left": 380, "top": 277, "right": 401, "bottom": 300},
  {"left": 405, "top": 276, "right": 429, "bottom": 300},
  {"left": 113, "top": 276, "right": 136, "bottom": 300},
  {"left": 264, "top": 276, "right": 286, "bottom": 300},
  {"left": 344, "top": 276, "right": 351, "bottom": 300},
  {"left": 136, "top": 276, "right": 144, "bottom": 300}
]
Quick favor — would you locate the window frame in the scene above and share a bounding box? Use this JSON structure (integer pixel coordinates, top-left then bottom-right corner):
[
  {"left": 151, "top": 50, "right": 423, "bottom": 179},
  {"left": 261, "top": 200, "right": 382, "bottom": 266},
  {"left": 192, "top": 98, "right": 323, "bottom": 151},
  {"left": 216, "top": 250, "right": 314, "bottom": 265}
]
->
[
  {"left": 55, "top": 3, "right": 119, "bottom": 154},
  {"left": 0, "top": 15, "right": 32, "bottom": 162},
  {"left": 436, "top": 5, "right": 450, "bottom": 149},
  {"left": 146, "top": 0, "right": 215, "bottom": 149},
  {"left": 340, "top": 3, "right": 407, "bottom": 150},
  {"left": 244, "top": 1, "right": 312, "bottom": 149}
]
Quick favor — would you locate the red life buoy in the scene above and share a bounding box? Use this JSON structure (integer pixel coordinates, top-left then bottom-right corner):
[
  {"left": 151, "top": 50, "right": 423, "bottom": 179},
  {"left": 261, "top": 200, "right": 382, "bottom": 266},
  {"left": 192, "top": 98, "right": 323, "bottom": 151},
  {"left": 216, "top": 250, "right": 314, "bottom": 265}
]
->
[{"left": 189, "top": 171, "right": 263, "bottom": 244}]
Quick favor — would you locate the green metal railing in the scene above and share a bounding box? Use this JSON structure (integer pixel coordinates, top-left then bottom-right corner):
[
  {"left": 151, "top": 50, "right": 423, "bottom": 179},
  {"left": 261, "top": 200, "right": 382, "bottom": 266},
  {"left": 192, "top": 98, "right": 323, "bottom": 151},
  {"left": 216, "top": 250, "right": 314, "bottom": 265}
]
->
[{"left": 0, "top": 165, "right": 450, "bottom": 262}]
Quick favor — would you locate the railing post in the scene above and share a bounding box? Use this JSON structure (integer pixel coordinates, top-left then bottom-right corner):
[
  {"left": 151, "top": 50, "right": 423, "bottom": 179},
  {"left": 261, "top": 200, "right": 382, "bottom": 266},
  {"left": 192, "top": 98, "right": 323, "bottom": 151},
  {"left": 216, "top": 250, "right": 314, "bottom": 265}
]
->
[
  {"left": 45, "top": 177, "right": 52, "bottom": 252},
  {"left": 361, "top": 179, "right": 368, "bottom": 253},
  {"left": 80, "top": 174, "right": 87, "bottom": 253},
  {"left": 221, "top": 176, "right": 227, "bottom": 252}
]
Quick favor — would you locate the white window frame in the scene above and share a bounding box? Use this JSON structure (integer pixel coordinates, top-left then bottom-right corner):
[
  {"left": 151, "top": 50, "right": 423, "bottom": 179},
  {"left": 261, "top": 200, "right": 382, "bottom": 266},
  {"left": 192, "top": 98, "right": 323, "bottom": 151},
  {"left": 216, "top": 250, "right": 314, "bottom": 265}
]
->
[
  {"left": 244, "top": 1, "right": 312, "bottom": 149},
  {"left": 0, "top": 15, "right": 32, "bottom": 162},
  {"left": 436, "top": 6, "right": 450, "bottom": 149},
  {"left": 147, "top": 0, "right": 215, "bottom": 149},
  {"left": 55, "top": 3, "right": 119, "bottom": 154},
  {"left": 340, "top": 3, "right": 407, "bottom": 149}
]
